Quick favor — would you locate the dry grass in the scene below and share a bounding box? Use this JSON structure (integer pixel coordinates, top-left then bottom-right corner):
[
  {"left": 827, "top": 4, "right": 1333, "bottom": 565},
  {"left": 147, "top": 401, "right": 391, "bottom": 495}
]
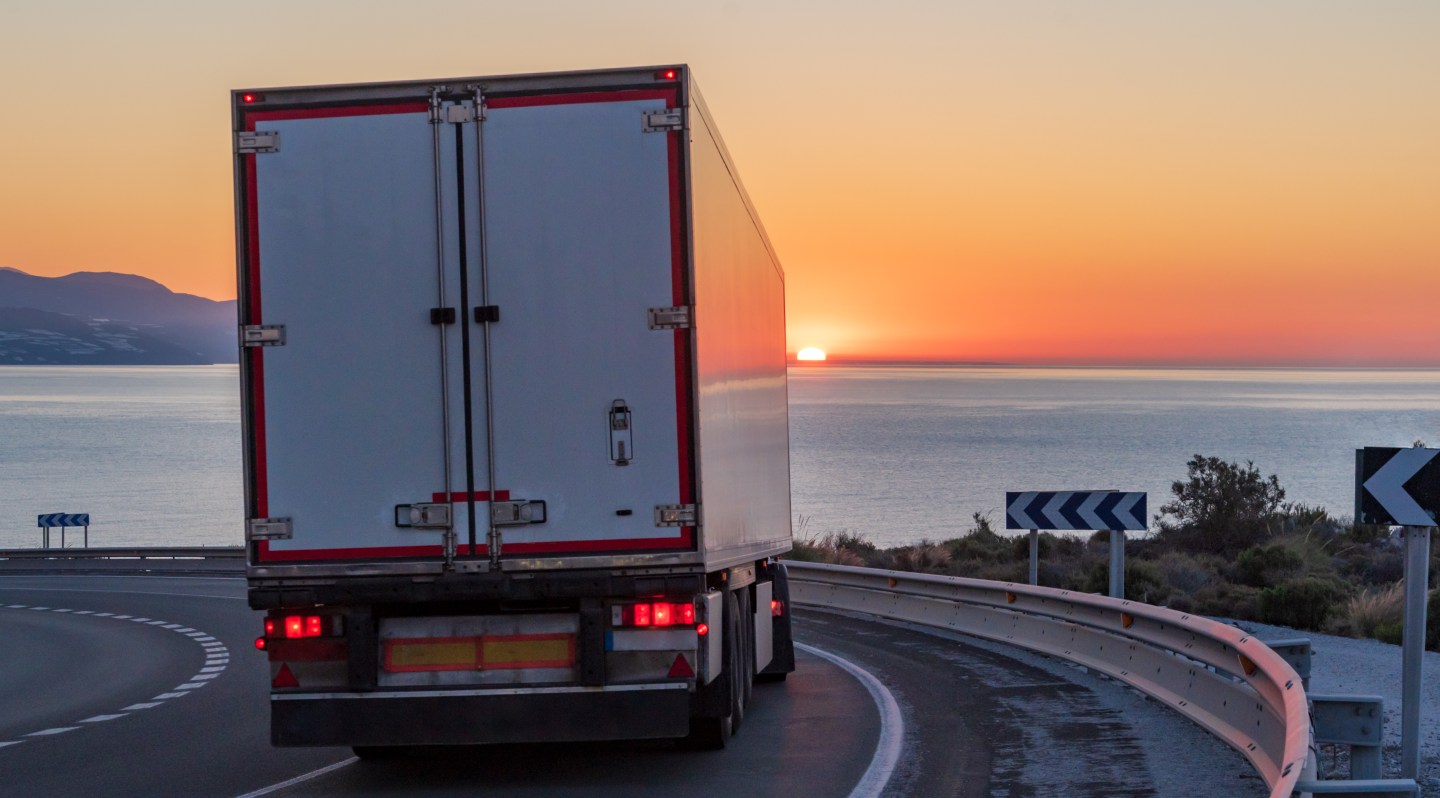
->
[
  {"left": 1336, "top": 581, "right": 1405, "bottom": 638},
  {"left": 891, "top": 542, "right": 953, "bottom": 574}
]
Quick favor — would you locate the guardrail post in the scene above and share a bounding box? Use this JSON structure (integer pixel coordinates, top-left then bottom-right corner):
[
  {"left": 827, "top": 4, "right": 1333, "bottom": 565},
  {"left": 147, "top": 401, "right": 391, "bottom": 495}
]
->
[
  {"left": 1311, "top": 695, "right": 1383, "bottom": 780},
  {"left": 1265, "top": 638, "right": 1312, "bottom": 692}
]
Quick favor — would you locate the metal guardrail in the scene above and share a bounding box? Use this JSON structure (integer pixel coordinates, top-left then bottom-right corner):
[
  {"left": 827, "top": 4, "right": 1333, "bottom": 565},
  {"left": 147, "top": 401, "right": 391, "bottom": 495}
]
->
[
  {"left": 786, "top": 560, "right": 1317, "bottom": 798},
  {"left": 0, "top": 546, "right": 245, "bottom": 560}
]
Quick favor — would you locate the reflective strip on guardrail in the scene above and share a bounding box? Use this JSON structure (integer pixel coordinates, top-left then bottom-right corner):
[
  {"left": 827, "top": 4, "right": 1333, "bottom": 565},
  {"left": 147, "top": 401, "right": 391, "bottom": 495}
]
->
[{"left": 785, "top": 560, "right": 1315, "bottom": 798}]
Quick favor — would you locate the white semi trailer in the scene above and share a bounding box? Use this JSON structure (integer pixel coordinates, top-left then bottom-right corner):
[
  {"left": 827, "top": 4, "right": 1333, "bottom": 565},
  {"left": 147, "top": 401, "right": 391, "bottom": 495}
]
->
[{"left": 232, "top": 65, "right": 794, "bottom": 752}]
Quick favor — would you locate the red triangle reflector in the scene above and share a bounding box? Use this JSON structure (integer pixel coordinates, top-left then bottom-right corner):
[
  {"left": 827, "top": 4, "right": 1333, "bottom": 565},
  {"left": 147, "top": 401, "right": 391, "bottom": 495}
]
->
[
  {"left": 273, "top": 662, "right": 299, "bottom": 688},
  {"left": 667, "top": 653, "right": 694, "bottom": 679}
]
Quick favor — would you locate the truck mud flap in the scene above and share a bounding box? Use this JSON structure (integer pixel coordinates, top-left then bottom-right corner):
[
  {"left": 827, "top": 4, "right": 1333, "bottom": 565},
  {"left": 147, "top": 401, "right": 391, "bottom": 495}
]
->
[{"left": 271, "top": 686, "right": 689, "bottom": 746}]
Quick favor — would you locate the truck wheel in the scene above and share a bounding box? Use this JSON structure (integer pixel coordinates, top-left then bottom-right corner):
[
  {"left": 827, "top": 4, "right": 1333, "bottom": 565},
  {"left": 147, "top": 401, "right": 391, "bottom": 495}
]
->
[
  {"left": 726, "top": 588, "right": 746, "bottom": 733},
  {"left": 738, "top": 588, "right": 754, "bottom": 707}
]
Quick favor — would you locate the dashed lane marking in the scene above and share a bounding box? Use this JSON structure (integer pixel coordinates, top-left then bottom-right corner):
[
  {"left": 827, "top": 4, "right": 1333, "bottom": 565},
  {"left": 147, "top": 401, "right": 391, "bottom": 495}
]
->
[
  {"left": 0, "top": 604, "right": 231, "bottom": 750},
  {"left": 26, "top": 728, "right": 79, "bottom": 737}
]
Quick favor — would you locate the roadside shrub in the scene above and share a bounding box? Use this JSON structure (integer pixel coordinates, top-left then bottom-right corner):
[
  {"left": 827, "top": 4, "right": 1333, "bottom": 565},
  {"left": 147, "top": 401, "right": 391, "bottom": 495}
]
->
[
  {"left": 1156, "top": 455, "right": 1286, "bottom": 555},
  {"left": 1153, "top": 552, "right": 1224, "bottom": 596},
  {"left": 1194, "top": 582, "right": 1262, "bottom": 621},
  {"left": 1234, "top": 544, "right": 1304, "bottom": 587},
  {"left": 1430, "top": 589, "right": 1439, "bottom": 652},
  {"left": 1338, "top": 544, "right": 1405, "bottom": 586},
  {"left": 945, "top": 513, "right": 1011, "bottom": 564},
  {"left": 1375, "top": 622, "right": 1405, "bottom": 646},
  {"left": 1080, "top": 560, "right": 1172, "bottom": 604},
  {"left": 787, "top": 529, "right": 875, "bottom": 567},
  {"left": 891, "top": 541, "right": 953, "bottom": 574},
  {"left": 1257, "top": 578, "right": 1345, "bottom": 631}
]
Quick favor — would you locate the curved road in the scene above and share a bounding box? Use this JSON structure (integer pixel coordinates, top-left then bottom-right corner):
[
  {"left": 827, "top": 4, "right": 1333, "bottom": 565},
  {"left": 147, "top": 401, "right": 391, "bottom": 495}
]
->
[{"left": 0, "top": 573, "right": 1258, "bottom": 797}]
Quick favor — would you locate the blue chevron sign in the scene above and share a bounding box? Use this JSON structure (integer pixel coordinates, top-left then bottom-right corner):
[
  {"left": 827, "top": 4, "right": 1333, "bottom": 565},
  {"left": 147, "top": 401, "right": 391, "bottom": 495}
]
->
[
  {"left": 37, "top": 513, "right": 89, "bottom": 528},
  {"left": 1005, "top": 491, "right": 1147, "bottom": 531}
]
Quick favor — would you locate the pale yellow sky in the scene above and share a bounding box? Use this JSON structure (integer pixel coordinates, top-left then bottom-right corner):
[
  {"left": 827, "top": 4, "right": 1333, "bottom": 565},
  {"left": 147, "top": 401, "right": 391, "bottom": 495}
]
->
[{"left": 2, "top": 1, "right": 1436, "bottom": 363}]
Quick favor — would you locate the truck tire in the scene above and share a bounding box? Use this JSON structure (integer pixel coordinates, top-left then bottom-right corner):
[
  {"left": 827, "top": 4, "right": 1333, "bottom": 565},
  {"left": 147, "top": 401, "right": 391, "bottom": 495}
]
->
[
  {"left": 726, "top": 588, "right": 746, "bottom": 733},
  {"left": 738, "top": 587, "right": 754, "bottom": 707}
]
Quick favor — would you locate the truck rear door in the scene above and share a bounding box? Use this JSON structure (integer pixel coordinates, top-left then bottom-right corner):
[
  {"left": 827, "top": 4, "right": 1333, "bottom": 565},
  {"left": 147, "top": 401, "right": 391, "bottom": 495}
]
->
[
  {"left": 239, "top": 82, "right": 693, "bottom": 567},
  {"left": 477, "top": 89, "right": 692, "bottom": 558}
]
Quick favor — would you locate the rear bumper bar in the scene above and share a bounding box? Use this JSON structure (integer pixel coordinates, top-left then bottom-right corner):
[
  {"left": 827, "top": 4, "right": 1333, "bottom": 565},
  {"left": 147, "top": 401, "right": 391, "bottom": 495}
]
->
[{"left": 271, "top": 684, "right": 690, "bottom": 746}]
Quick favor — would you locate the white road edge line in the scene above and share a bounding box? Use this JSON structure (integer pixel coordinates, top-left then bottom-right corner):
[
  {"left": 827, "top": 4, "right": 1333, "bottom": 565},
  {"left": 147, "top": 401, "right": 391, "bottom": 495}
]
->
[
  {"left": 232, "top": 757, "right": 359, "bottom": 798},
  {"left": 796, "top": 641, "right": 904, "bottom": 798}
]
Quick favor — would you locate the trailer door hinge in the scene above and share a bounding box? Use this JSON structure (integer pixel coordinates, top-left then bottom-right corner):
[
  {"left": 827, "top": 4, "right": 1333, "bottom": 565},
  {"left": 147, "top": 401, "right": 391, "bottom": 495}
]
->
[
  {"left": 642, "top": 108, "right": 685, "bottom": 133},
  {"left": 236, "top": 130, "right": 280, "bottom": 154},
  {"left": 648, "top": 306, "right": 692, "bottom": 330},
  {"left": 241, "top": 325, "right": 286, "bottom": 347},
  {"left": 655, "top": 504, "right": 698, "bottom": 527},
  {"left": 247, "top": 517, "right": 292, "bottom": 541}
]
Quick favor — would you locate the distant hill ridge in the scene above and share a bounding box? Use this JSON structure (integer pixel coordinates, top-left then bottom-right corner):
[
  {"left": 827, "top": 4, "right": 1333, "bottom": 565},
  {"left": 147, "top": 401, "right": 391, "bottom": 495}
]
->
[{"left": 0, "top": 267, "right": 236, "bottom": 365}]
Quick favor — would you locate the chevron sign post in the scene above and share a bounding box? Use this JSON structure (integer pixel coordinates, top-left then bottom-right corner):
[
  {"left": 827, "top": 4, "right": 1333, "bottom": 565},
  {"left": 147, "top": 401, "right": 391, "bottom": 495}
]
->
[
  {"left": 1005, "top": 491, "right": 1147, "bottom": 598},
  {"left": 1356, "top": 446, "right": 1436, "bottom": 780},
  {"left": 37, "top": 513, "right": 90, "bottom": 549}
]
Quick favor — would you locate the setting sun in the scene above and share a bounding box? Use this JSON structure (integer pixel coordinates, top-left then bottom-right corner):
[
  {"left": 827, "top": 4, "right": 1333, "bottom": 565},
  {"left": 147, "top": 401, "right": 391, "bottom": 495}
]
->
[{"left": 796, "top": 347, "right": 827, "bottom": 362}]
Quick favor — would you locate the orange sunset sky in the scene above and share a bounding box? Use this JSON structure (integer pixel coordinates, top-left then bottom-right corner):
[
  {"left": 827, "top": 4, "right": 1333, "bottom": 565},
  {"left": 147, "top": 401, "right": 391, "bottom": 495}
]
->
[{"left": 1, "top": 1, "right": 1436, "bottom": 366}]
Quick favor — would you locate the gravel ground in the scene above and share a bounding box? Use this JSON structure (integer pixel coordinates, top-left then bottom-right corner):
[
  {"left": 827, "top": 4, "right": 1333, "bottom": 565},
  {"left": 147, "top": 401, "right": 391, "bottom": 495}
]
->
[{"left": 1237, "top": 620, "right": 1440, "bottom": 794}]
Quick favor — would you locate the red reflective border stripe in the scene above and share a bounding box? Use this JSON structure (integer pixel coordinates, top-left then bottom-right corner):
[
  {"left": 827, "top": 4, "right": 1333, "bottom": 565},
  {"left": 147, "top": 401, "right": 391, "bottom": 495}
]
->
[
  {"left": 243, "top": 102, "right": 428, "bottom": 123},
  {"left": 487, "top": 89, "right": 673, "bottom": 110},
  {"left": 667, "top": 116, "right": 694, "bottom": 526},
  {"left": 431, "top": 490, "right": 511, "bottom": 503}
]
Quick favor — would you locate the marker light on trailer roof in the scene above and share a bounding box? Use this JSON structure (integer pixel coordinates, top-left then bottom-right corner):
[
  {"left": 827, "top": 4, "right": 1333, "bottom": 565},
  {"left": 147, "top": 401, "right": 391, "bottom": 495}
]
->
[
  {"left": 657, "top": 69, "right": 677, "bottom": 80},
  {"left": 241, "top": 93, "right": 263, "bottom": 103}
]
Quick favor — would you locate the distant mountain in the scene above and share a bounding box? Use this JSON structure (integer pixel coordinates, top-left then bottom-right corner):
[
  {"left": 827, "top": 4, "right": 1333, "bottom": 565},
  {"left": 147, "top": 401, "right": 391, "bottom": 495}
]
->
[{"left": 0, "top": 268, "right": 236, "bottom": 365}]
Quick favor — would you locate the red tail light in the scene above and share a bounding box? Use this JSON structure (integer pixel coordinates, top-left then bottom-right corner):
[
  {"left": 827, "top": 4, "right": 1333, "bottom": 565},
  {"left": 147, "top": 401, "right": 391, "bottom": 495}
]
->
[
  {"left": 696, "top": 623, "right": 709, "bottom": 637},
  {"left": 269, "top": 614, "right": 330, "bottom": 639},
  {"left": 613, "top": 601, "right": 700, "bottom": 629},
  {"left": 254, "top": 636, "right": 267, "bottom": 651},
  {"left": 771, "top": 599, "right": 784, "bottom": 617}
]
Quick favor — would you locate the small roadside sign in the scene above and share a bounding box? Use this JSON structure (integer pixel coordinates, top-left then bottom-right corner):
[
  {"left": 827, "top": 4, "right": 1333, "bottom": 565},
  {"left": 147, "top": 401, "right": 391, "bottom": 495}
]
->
[
  {"left": 1005, "top": 491, "right": 1146, "bottom": 531},
  {"left": 37, "top": 513, "right": 90, "bottom": 528}
]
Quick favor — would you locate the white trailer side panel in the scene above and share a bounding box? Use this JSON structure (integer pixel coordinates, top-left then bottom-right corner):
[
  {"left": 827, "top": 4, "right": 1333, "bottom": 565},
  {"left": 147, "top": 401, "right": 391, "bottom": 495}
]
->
[{"left": 688, "top": 90, "right": 793, "bottom": 564}]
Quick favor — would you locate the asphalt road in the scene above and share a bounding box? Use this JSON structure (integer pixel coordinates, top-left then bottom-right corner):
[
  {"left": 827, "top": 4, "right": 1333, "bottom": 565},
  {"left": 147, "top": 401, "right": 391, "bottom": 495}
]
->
[
  {"left": 0, "top": 573, "right": 1248, "bottom": 797},
  {"left": 0, "top": 575, "right": 878, "bottom": 798}
]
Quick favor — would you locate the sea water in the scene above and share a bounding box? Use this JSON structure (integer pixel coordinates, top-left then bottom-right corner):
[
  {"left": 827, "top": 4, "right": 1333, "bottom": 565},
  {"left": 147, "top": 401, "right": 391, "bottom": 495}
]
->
[
  {"left": 789, "top": 367, "right": 1440, "bottom": 549},
  {"left": 0, "top": 366, "right": 242, "bottom": 549},
  {"left": 2, "top": 365, "right": 1438, "bottom": 550}
]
